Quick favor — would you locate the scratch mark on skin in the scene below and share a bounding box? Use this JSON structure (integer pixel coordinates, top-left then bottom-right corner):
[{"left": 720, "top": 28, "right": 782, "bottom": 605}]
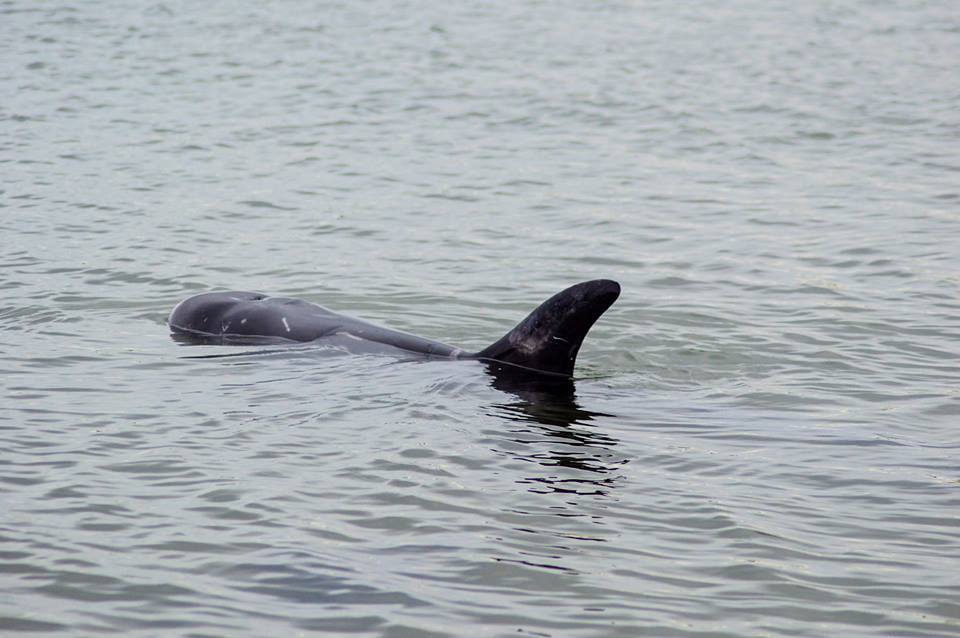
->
[
  {"left": 551, "top": 336, "right": 569, "bottom": 343},
  {"left": 281, "top": 317, "right": 291, "bottom": 332},
  {"left": 336, "top": 331, "right": 363, "bottom": 341},
  {"left": 240, "top": 318, "right": 248, "bottom": 324}
]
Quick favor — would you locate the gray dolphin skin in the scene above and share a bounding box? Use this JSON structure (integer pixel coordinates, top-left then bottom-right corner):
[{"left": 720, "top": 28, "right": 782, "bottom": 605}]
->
[{"left": 169, "top": 279, "right": 620, "bottom": 377}]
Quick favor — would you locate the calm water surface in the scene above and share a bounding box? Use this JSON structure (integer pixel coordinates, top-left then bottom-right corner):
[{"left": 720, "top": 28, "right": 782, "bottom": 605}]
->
[{"left": 2, "top": 1, "right": 959, "bottom": 636}]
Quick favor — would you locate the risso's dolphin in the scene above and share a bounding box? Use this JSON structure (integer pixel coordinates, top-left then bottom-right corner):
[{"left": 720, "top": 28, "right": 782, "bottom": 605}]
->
[{"left": 169, "top": 280, "right": 619, "bottom": 377}]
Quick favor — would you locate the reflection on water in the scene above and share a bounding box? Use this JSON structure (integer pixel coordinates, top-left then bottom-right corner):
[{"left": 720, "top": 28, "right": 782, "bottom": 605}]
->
[{"left": 485, "top": 363, "right": 627, "bottom": 496}]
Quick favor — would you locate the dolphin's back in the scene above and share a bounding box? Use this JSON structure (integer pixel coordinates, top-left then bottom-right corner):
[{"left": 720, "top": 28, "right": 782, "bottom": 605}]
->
[
  {"left": 169, "top": 280, "right": 619, "bottom": 376},
  {"left": 169, "top": 292, "right": 339, "bottom": 343},
  {"left": 169, "top": 291, "right": 461, "bottom": 356}
]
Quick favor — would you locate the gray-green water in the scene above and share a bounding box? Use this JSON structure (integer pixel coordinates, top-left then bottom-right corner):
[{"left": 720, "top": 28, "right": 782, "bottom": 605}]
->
[{"left": 2, "top": 1, "right": 959, "bottom": 636}]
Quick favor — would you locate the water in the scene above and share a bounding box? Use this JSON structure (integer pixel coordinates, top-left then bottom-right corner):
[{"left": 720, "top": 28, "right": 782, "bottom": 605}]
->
[{"left": 2, "top": 0, "right": 958, "bottom": 636}]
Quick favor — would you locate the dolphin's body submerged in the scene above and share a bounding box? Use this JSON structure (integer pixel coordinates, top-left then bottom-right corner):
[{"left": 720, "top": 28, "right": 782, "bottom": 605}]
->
[{"left": 169, "top": 280, "right": 619, "bottom": 377}]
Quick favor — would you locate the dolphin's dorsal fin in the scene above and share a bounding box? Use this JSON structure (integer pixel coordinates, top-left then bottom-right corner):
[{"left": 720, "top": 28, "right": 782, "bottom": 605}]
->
[{"left": 474, "top": 280, "right": 620, "bottom": 377}]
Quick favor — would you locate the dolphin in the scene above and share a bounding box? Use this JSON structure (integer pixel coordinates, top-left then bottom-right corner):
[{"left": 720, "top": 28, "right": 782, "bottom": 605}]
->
[{"left": 168, "top": 279, "right": 619, "bottom": 377}]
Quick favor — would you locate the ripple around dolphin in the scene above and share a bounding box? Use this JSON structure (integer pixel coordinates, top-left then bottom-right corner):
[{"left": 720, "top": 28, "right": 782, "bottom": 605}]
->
[{"left": 0, "top": 305, "right": 70, "bottom": 331}]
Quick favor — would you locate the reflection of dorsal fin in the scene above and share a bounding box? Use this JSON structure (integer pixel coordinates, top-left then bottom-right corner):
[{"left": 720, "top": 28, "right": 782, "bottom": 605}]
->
[{"left": 474, "top": 280, "right": 620, "bottom": 377}]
